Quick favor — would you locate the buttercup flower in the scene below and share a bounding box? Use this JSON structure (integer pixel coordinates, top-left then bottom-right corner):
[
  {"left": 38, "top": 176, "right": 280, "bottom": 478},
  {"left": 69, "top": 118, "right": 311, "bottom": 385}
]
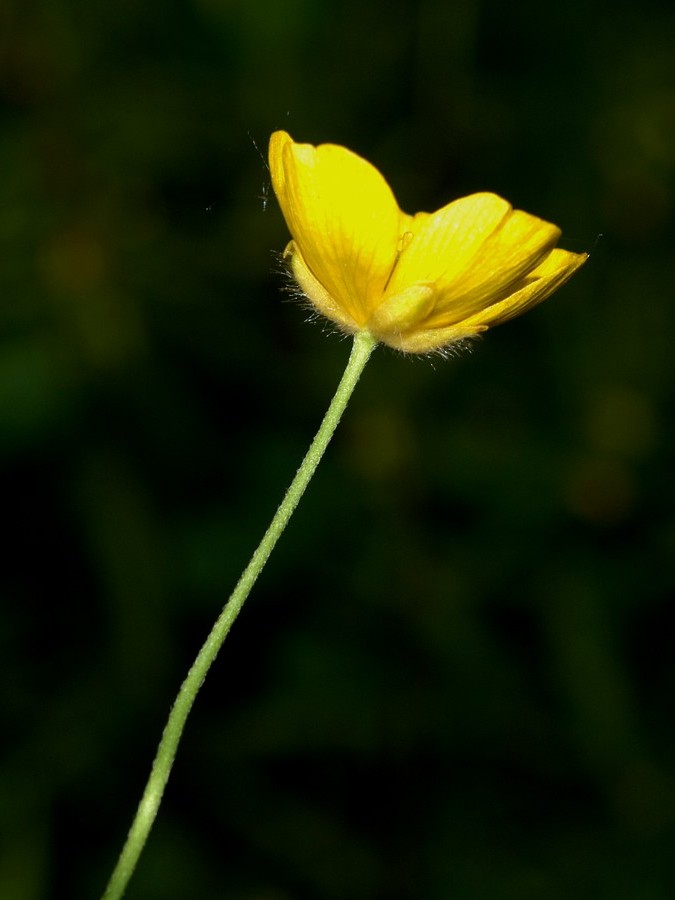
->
[{"left": 269, "top": 131, "right": 587, "bottom": 353}]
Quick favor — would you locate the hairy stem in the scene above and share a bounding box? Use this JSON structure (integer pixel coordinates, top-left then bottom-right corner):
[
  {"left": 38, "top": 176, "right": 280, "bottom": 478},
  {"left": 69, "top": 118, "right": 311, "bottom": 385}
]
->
[{"left": 102, "top": 331, "right": 378, "bottom": 899}]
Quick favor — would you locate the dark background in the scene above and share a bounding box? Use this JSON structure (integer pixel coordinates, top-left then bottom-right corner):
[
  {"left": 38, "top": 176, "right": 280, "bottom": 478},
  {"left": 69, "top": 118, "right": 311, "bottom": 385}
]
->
[{"left": 2, "top": 1, "right": 675, "bottom": 897}]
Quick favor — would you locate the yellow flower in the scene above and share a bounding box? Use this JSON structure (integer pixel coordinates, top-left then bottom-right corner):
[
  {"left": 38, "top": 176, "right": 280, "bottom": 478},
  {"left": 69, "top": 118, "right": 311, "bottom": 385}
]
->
[{"left": 269, "top": 131, "right": 587, "bottom": 354}]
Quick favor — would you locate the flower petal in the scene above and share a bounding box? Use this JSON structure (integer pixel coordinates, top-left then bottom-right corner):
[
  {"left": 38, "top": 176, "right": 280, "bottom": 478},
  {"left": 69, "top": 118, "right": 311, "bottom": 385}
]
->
[
  {"left": 386, "top": 193, "right": 513, "bottom": 293},
  {"left": 422, "top": 209, "right": 561, "bottom": 326},
  {"left": 269, "top": 131, "right": 404, "bottom": 327},
  {"left": 385, "top": 249, "right": 587, "bottom": 352},
  {"left": 456, "top": 248, "right": 588, "bottom": 330}
]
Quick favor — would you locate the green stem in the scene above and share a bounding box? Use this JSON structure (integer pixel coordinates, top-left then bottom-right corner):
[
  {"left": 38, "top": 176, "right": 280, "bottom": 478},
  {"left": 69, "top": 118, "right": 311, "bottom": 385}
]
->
[{"left": 102, "top": 330, "right": 378, "bottom": 900}]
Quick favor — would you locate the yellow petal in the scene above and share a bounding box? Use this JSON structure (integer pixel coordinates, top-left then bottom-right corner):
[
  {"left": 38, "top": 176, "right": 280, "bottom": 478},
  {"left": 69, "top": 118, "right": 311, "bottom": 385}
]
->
[
  {"left": 457, "top": 248, "right": 588, "bottom": 330},
  {"left": 386, "top": 193, "right": 512, "bottom": 294},
  {"left": 422, "top": 209, "right": 561, "bottom": 327},
  {"left": 269, "top": 131, "right": 404, "bottom": 327},
  {"left": 384, "top": 249, "right": 587, "bottom": 352}
]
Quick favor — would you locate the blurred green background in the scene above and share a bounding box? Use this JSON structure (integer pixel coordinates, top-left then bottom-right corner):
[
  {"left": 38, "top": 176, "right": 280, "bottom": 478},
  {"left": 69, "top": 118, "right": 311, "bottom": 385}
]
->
[{"left": 2, "top": 0, "right": 675, "bottom": 897}]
